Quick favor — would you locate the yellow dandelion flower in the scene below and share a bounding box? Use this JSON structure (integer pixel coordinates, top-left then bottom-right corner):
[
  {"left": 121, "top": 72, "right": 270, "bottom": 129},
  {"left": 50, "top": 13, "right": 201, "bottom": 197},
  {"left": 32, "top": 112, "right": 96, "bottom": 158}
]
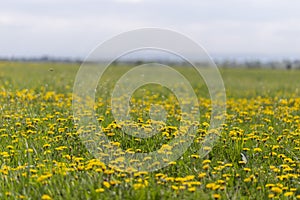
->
[
  {"left": 271, "top": 187, "right": 282, "bottom": 194},
  {"left": 198, "top": 172, "right": 206, "bottom": 178},
  {"left": 184, "top": 175, "right": 195, "bottom": 181},
  {"left": 171, "top": 185, "right": 179, "bottom": 190},
  {"left": 133, "top": 183, "right": 145, "bottom": 190},
  {"left": 103, "top": 181, "right": 111, "bottom": 189},
  {"left": 188, "top": 187, "right": 196, "bottom": 192},
  {"left": 284, "top": 192, "right": 293, "bottom": 197},
  {"left": 95, "top": 188, "right": 105, "bottom": 193},
  {"left": 244, "top": 178, "right": 251, "bottom": 183},
  {"left": 202, "top": 164, "right": 210, "bottom": 170},
  {"left": 202, "top": 159, "right": 211, "bottom": 164},
  {"left": 268, "top": 193, "right": 275, "bottom": 198},
  {"left": 41, "top": 194, "right": 52, "bottom": 200},
  {"left": 253, "top": 147, "right": 262, "bottom": 152},
  {"left": 191, "top": 154, "right": 200, "bottom": 159},
  {"left": 213, "top": 193, "right": 221, "bottom": 199},
  {"left": 243, "top": 168, "right": 251, "bottom": 172},
  {"left": 168, "top": 161, "right": 176, "bottom": 165},
  {"left": 25, "top": 148, "right": 34, "bottom": 153},
  {"left": 155, "top": 173, "right": 165, "bottom": 178}
]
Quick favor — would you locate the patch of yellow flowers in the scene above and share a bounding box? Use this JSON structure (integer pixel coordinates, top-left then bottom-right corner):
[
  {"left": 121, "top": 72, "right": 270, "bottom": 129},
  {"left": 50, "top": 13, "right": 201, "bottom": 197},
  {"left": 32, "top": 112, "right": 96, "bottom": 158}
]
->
[{"left": 0, "top": 89, "right": 299, "bottom": 199}]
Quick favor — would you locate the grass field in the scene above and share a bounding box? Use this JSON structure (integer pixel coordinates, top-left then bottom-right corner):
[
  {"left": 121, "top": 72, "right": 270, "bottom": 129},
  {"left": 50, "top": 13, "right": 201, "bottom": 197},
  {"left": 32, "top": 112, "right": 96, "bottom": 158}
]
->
[{"left": 0, "top": 61, "right": 299, "bottom": 200}]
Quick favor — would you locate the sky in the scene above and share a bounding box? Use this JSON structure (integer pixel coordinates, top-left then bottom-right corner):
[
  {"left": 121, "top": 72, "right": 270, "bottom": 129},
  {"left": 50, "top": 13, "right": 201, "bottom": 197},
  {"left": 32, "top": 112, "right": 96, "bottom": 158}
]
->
[{"left": 1, "top": 0, "right": 300, "bottom": 61}]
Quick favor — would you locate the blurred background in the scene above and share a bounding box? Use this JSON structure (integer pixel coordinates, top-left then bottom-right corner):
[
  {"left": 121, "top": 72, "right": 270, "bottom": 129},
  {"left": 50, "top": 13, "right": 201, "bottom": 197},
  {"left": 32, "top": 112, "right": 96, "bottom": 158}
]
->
[{"left": 1, "top": 0, "right": 300, "bottom": 68}]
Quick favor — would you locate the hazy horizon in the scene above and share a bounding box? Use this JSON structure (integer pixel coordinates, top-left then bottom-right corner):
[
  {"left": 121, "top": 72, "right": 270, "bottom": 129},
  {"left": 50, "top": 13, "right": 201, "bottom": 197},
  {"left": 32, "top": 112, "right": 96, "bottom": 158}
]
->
[{"left": 1, "top": 0, "right": 300, "bottom": 61}]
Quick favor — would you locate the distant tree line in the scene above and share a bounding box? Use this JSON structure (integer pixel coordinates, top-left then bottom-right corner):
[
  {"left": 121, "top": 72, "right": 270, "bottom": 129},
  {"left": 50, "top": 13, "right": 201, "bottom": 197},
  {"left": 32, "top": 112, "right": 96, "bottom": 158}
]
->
[
  {"left": 1, "top": 56, "right": 300, "bottom": 69},
  {"left": 0, "top": 56, "right": 82, "bottom": 64},
  {"left": 215, "top": 60, "right": 300, "bottom": 70}
]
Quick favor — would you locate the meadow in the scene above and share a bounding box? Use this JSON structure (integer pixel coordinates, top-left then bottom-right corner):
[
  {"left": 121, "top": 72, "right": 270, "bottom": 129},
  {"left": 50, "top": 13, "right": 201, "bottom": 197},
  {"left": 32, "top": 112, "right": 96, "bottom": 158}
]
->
[{"left": 0, "top": 61, "right": 299, "bottom": 200}]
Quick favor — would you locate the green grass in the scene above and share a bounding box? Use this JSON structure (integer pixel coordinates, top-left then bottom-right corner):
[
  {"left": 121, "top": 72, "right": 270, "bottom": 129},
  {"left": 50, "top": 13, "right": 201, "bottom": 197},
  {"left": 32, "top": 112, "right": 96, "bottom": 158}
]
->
[{"left": 0, "top": 61, "right": 299, "bottom": 200}]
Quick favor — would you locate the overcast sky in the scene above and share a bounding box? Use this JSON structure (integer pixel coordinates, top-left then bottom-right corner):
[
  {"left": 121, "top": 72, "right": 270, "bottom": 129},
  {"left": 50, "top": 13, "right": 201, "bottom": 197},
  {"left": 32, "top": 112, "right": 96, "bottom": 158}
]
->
[{"left": 1, "top": 0, "right": 300, "bottom": 60}]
